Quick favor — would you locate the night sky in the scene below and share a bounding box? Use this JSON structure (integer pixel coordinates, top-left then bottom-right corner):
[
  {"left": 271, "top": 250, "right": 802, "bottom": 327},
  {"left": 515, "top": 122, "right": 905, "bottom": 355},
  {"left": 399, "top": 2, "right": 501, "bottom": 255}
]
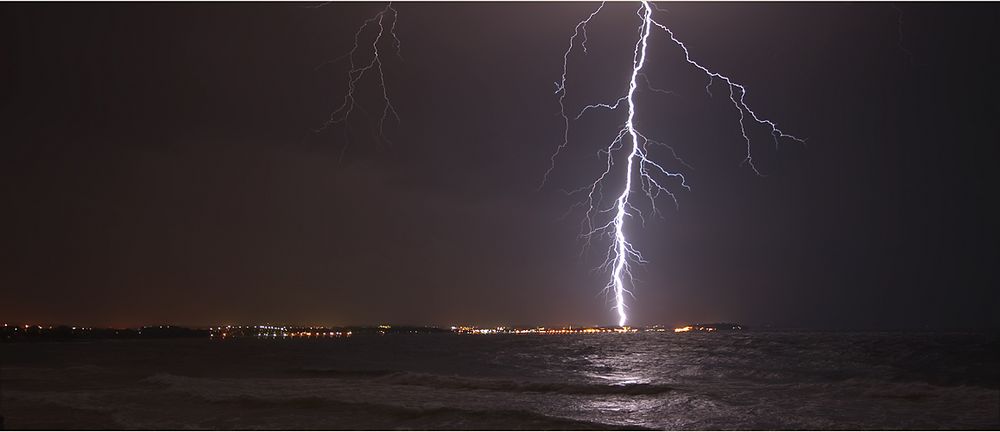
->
[{"left": 2, "top": 2, "right": 997, "bottom": 329}]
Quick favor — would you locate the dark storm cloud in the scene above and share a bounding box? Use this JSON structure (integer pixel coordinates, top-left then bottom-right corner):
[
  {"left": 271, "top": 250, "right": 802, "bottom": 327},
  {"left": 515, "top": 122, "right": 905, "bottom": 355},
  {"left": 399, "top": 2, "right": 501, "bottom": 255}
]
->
[{"left": 2, "top": 3, "right": 997, "bottom": 329}]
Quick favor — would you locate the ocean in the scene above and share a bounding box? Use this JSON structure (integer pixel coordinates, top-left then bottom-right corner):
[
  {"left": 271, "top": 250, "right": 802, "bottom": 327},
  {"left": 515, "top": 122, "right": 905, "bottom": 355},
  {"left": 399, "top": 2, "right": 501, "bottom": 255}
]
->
[{"left": 2, "top": 331, "right": 997, "bottom": 430}]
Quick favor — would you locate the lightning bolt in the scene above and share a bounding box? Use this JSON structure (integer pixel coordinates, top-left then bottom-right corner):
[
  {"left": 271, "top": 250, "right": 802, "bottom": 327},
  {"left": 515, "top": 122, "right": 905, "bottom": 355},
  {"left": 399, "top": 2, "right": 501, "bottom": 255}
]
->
[
  {"left": 318, "top": 2, "right": 401, "bottom": 158},
  {"left": 546, "top": 1, "right": 803, "bottom": 326}
]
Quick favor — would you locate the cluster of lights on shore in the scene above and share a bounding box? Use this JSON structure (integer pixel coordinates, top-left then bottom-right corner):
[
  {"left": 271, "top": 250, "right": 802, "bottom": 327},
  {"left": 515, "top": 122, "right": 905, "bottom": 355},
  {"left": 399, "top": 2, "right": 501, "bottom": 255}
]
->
[
  {"left": 3, "top": 324, "right": 95, "bottom": 331},
  {"left": 671, "top": 324, "right": 740, "bottom": 333},
  {"left": 209, "top": 325, "right": 351, "bottom": 339},
  {"left": 451, "top": 326, "right": 639, "bottom": 335},
  {"left": 452, "top": 324, "right": 738, "bottom": 335}
]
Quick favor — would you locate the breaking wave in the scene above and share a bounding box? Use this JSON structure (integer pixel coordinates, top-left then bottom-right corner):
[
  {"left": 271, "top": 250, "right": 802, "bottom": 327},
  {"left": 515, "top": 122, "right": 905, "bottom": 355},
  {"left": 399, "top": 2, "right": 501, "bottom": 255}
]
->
[
  {"left": 213, "top": 395, "right": 645, "bottom": 430},
  {"left": 295, "top": 368, "right": 673, "bottom": 396}
]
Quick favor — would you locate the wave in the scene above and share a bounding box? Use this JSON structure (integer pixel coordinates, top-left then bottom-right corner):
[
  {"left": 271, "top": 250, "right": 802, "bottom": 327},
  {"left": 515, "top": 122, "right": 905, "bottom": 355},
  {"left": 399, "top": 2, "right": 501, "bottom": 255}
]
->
[
  {"left": 213, "top": 395, "right": 646, "bottom": 430},
  {"left": 386, "top": 372, "right": 673, "bottom": 396},
  {"left": 146, "top": 373, "right": 648, "bottom": 429},
  {"left": 294, "top": 368, "right": 673, "bottom": 396},
  {"left": 295, "top": 368, "right": 397, "bottom": 378}
]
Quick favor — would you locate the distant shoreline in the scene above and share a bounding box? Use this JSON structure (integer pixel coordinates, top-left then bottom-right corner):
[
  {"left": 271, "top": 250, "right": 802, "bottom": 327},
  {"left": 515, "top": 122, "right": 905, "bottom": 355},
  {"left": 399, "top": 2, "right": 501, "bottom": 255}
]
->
[{"left": 5, "top": 322, "right": 993, "bottom": 343}]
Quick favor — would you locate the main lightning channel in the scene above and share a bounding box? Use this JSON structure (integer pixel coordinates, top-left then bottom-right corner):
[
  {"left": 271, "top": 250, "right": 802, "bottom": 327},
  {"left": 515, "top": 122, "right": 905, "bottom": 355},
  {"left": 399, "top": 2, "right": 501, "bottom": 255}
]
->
[
  {"left": 609, "top": 2, "right": 655, "bottom": 327},
  {"left": 548, "top": 1, "right": 802, "bottom": 327}
]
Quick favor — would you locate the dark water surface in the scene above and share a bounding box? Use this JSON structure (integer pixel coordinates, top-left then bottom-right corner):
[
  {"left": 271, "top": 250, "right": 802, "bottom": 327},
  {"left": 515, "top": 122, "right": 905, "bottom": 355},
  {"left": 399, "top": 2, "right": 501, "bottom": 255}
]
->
[{"left": 2, "top": 332, "right": 998, "bottom": 429}]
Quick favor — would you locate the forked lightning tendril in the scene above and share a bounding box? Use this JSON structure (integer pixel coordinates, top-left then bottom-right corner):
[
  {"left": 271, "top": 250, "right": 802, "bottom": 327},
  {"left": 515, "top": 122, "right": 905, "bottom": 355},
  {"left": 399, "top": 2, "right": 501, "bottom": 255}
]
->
[
  {"left": 544, "top": 1, "right": 803, "bottom": 326},
  {"left": 319, "top": 3, "right": 401, "bottom": 157}
]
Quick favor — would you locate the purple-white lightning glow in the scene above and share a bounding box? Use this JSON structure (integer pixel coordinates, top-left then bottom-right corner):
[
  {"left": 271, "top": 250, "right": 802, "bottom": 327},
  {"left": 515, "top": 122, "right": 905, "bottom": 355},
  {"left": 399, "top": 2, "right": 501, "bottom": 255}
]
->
[{"left": 545, "top": 1, "right": 803, "bottom": 326}]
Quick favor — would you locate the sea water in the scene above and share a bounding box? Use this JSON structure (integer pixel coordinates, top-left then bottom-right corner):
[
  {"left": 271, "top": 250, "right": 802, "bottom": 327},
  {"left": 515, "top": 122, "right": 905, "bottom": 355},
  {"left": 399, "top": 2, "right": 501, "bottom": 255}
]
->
[{"left": 2, "top": 331, "right": 997, "bottom": 429}]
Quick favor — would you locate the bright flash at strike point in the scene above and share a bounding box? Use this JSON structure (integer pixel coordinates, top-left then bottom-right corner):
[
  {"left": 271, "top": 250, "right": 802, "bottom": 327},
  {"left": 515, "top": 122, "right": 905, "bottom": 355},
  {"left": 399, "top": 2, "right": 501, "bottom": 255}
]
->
[{"left": 544, "top": 1, "right": 804, "bottom": 327}]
